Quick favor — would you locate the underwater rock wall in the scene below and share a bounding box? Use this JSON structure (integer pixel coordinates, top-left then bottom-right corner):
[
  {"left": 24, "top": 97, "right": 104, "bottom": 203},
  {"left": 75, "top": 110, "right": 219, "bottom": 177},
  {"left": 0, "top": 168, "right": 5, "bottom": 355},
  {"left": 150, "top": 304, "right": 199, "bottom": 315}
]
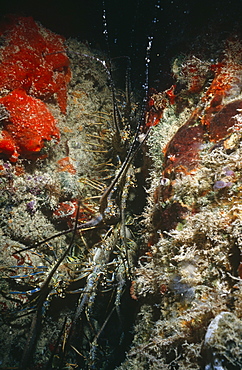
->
[
  {"left": 0, "top": 16, "right": 128, "bottom": 369},
  {"left": 118, "top": 37, "right": 242, "bottom": 369},
  {"left": 1, "top": 14, "right": 242, "bottom": 370}
]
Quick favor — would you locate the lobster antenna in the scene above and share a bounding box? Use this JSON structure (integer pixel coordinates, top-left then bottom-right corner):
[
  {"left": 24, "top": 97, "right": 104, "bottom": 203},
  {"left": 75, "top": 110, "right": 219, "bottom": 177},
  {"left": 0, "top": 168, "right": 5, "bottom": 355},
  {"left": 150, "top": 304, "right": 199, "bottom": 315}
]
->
[{"left": 102, "top": 0, "right": 122, "bottom": 134}]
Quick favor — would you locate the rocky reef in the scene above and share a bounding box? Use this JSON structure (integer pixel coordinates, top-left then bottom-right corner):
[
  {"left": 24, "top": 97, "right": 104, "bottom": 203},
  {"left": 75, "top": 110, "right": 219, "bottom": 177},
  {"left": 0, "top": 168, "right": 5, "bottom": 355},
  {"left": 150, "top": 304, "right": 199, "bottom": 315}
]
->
[
  {"left": 1, "top": 13, "right": 242, "bottom": 370},
  {"left": 0, "top": 15, "right": 135, "bottom": 369},
  {"left": 118, "top": 37, "right": 242, "bottom": 370}
]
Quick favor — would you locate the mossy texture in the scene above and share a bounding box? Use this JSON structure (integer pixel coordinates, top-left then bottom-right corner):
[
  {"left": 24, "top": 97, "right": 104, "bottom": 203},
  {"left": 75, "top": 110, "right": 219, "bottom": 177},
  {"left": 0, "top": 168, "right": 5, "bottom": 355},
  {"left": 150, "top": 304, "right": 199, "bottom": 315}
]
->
[{"left": 118, "top": 38, "right": 242, "bottom": 370}]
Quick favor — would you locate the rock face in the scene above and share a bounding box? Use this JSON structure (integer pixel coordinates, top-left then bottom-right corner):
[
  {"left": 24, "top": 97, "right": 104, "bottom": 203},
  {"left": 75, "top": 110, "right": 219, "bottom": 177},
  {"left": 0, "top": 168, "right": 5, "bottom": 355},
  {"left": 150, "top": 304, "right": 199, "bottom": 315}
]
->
[
  {"left": 117, "top": 38, "right": 242, "bottom": 369},
  {"left": 0, "top": 18, "right": 126, "bottom": 369},
  {"left": 1, "top": 14, "right": 242, "bottom": 370}
]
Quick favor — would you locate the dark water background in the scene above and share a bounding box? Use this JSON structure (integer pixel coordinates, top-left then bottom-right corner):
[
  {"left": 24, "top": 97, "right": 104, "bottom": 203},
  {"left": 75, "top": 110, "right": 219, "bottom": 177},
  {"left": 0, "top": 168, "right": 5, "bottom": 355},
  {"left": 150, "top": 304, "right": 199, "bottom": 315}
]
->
[{"left": 1, "top": 0, "right": 242, "bottom": 93}]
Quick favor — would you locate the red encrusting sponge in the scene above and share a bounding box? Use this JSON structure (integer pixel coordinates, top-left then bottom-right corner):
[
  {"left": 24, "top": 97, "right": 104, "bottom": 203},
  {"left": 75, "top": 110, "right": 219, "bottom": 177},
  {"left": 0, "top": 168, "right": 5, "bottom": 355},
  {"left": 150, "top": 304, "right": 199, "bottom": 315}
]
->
[
  {"left": 0, "top": 89, "right": 60, "bottom": 162},
  {"left": 0, "top": 15, "right": 71, "bottom": 162}
]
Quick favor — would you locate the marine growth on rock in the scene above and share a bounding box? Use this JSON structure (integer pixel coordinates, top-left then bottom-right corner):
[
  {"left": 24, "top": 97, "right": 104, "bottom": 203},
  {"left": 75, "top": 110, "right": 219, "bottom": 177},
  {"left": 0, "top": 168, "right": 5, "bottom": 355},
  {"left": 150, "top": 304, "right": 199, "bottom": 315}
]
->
[
  {"left": 0, "top": 14, "right": 137, "bottom": 370},
  {"left": 0, "top": 15, "right": 71, "bottom": 113},
  {"left": 0, "top": 15, "right": 71, "bottom": 162},
  {"left": 122, "top": 37, "right": 242, "bottom": 370},
  {"left": 1, "top": 12, "right": 242, "bottom": 370}
]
